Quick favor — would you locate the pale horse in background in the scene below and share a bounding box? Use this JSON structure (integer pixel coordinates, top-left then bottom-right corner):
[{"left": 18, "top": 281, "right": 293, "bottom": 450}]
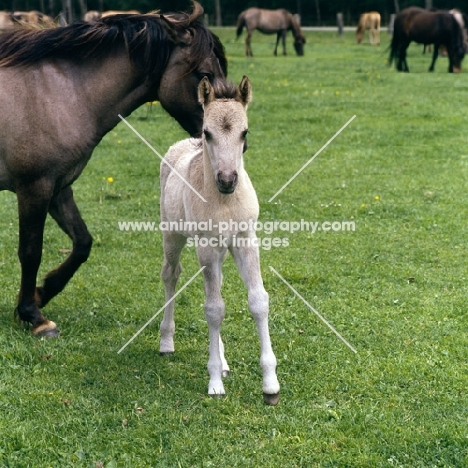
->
[
  {"left": 159, "top": 76, "right": 280, "bottom": 405},
  {"left": 356, "top": 11, "right": 381, "bottom": 45}
]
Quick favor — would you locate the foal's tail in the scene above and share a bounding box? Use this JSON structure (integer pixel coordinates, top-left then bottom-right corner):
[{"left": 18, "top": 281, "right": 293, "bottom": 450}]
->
[{"left": 236, "top": 12, "right": 246, "bottom": 40}]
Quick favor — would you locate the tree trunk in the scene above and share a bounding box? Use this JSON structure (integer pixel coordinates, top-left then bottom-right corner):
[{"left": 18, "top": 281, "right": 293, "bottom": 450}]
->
[
  {"left": 425, "top": 0, "right": 433, "bottom": 9},
  {"left": 77, "top": 0, "right": 87, "bottom": 19},
  {"left": 314, "top": 0, "right": 321, "bottom": 26},
  {"left": 214, "top": 0, "right": 222, "bottom": 27},
  {"left": 394, "top": 0, "right": 400, "bottom": 13}
]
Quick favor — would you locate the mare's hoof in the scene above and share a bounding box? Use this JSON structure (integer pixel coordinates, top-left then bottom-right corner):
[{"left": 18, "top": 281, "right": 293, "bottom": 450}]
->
[
  {"left": 263, "top": 392, "right": 280, "bottom": 406},
  {"left": 32, "top": 321, "right": 59, "bottom": 338}
]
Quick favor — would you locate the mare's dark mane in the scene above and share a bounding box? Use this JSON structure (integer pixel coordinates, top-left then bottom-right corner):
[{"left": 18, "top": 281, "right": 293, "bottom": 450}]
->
[{"left": 0, "top": 13, "right": 227, "bottom": 77}]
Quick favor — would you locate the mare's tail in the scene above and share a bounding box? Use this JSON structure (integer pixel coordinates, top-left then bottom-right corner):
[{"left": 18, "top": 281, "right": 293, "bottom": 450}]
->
[{"left": 236, "top": 12, "right": 246, "bottom": 40}]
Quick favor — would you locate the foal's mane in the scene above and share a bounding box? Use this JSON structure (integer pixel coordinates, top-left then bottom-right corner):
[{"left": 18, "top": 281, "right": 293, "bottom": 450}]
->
[{"left": 0, "top": 9, "right": 227, "bottom": 77}]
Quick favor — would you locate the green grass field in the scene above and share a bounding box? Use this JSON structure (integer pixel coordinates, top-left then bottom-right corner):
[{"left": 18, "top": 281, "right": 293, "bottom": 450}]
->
[{"left": 1, "top": 28, "right": 468, "bottom": 467}]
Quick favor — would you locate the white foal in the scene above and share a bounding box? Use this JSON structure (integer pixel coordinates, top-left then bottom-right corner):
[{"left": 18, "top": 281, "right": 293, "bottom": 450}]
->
[{"left": 159, "top": 76, "right": 280, "bottom": 405}]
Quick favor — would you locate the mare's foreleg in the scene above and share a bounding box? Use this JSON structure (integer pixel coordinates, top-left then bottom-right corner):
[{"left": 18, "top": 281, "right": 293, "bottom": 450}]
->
[
  {"left": 15, "top": 181, "right": 58, "bottom": 337},
  {"left": 397, "top": 44, "right": 409, "bottom": 72},
  {"left": 429, "top": 43, "right": 439, "bottom": 71},
  {"left": 197, "top": 245, "right": 228, "bottom": 397},
  {"left": 230, "top": 236, "right": 280, "bottom": 405},
  {"left": 35, "top": 186, "right": 92, "bottom": 309},
  {"left": 245, "top": 32, "right": 253, "bottom": 57},
  {"left": 282, "top": 31, "right": 287, "bottom": 55},
  {"left": 274, "top": 32, "right": 281, "bottom": 56},
  {"left": 159, "top": 232, "right": 187, "bottom": 354}
]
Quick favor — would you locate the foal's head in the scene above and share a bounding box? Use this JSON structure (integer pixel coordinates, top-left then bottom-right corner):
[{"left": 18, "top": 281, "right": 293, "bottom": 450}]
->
[{"left": 198, "top": 76, "right": 251, "bottom": 194}]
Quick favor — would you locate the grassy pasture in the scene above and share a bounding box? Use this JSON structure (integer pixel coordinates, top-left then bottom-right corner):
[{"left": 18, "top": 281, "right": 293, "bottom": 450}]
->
[{"left": 1, "top": 28, "right": 468, "bottom": 467}]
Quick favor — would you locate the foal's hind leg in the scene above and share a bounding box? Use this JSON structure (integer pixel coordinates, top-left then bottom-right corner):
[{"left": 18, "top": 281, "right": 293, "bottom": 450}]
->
[
  {"left": 35, "top": 186, "right": 92, "bottom": 309},
  {"left": 15, "top": 181, "right": 58, "bottom": 337},
  {"left": 229, "top": 238, "right": 280, "bottom": 405},
  {"left": 159, "top": 232, "right": 187, "bottom": 354}
]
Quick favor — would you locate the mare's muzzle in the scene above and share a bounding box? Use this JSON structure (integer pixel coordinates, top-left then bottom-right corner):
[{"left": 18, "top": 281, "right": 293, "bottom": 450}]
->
[{"left": 217, "top": 171, "right": 238, "bottom": 194}]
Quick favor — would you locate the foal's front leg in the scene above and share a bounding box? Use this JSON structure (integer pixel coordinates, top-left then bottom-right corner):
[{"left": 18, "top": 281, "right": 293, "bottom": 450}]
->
[
  {"left": 160, "top": 232, "right": 187, "bottom": 354},
  {"left": 197, "top": 245, "right": 228, "bottom": 397},
  {"left": 230, "top": 236, "right": 280, "bottom": 405}
]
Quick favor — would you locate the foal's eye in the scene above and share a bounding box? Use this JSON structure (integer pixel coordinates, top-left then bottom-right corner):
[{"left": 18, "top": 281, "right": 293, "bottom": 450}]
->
[
  {"left": 203, "top": 129, "right": 212, "bottom": 141},
  {"left": 241, "top": 129, "right": 249, "bottom": 140}
]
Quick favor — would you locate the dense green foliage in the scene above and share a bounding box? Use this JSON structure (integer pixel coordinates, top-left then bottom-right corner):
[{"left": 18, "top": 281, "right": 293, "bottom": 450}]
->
[{"left": 1, "top": 29, "right": 468, "bottom": 466}]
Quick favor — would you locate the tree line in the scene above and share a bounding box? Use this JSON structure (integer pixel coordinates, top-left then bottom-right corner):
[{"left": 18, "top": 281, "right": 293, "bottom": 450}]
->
[{"left": 1, "top": 0, "right": 467, "bottom": 25}]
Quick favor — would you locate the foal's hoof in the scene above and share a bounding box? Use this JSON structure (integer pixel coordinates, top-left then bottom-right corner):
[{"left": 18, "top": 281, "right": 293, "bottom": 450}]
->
[
  {"left": 159, "top": 351, "right": 175, "bottom": 356},
  {"left": 263, "top": 392, "right": 280, "bottom": 406},
  {"left": 32, "top": 321, "right": 59, "bottom": 338}
]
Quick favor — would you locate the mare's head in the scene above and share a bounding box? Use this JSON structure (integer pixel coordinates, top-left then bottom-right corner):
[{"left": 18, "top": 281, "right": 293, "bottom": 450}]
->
[
  {"left": 293, "top": 35, "right": 306, "bottom": 56},
  {"left": 290, "top": 14, "right": 306, "bottom": 56},
  {"left": 157, "top": 2, "right": 228, "bottom": 137},
  {"left": 198, "top": 76, "right": 251, "bottom": 194},
  {"left": 449, "top": 16, "right": 466, "bottom": 72}
]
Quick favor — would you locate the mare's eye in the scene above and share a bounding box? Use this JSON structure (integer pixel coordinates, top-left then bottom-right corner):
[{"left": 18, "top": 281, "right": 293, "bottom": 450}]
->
[
  {"left": 198, "top": 72, "right": 214, "bottom": 82},
  {"left": 204, "top": 129, "right": 212, "bottom": 141}
]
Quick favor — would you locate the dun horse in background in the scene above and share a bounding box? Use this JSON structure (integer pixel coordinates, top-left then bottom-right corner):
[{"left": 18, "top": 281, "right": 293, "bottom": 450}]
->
[
  {"left": 0, "top": 2, "right": 227, "bottom": 337},
  {"left": 236, "top": 7, "right": 306, "bottom": 57},
  {"left": 389, "top": 7, "right": 465, "bottom": 72},
  {"left": 159, "top": 76, "right": 280, "bottom": 405},
  {"left": 0, "top": 10, "right": 56, "bottom": 31},
  {"left": 356, "top": 11, "right": 381, "bottom": 45},
  {"left": 84, "top": 10, "right": 140, "bottom": 21}
]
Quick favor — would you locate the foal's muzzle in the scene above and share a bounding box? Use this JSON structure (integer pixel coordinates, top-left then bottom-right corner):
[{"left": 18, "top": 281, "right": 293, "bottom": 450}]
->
[{"left": 217, "top": 171, "right": 238, "bottom": 194}]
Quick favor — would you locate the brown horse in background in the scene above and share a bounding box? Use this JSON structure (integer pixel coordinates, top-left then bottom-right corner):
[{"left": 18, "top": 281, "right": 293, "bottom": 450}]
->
[
  {"left": 236, "top": 7, "right": 306, "bottom": 57},
  {"left": 0, "top": 2, "right": 228, "bottom": 337},
  {"left": 389, "top": 7, "right": 465, "bottom": 72},
  {"left": 356, "top": 11, "right": 381, "bottom": 45}
]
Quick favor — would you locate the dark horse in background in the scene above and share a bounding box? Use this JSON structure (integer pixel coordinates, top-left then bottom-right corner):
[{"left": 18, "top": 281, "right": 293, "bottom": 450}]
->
[
  {"left": 236, "top": 7, "right": 306, "bottom": 57},
  {"left": 389, "top": 7, "right": 465, "bottom": 72},
  {"left": 0, "top": 2, "right": 228, "bottom": 337}
]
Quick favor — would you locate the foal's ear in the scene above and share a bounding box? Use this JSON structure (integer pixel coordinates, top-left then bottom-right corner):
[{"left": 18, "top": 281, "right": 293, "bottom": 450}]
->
[
  {"left": 198, "top": 76, "right": 215, "bottom": 107},
  {"left": 236, "top": 75, "right": 252, "bottom": 107}
]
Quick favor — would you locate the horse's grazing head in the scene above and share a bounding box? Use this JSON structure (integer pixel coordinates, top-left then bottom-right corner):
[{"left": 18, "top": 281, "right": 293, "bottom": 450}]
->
[
  {"left": 198, "top": 76, "right": 251, "bottom": 194},
  {"left": 448, "top": 14, "right": 466, "bottom": 73},
  {"left": 293, "top": 35, "right": 306, "bottom": 56}
]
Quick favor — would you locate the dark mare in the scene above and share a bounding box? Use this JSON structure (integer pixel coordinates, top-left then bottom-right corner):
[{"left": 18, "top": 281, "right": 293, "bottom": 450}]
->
[
  {"left": 389, "top": 7, "right": 465, "bottom": 72},
  {"left": 0, "top": 1, "right": 227, "bottom": 337},
  {"left": 236, "top": 7, "right": 306, "bottom": 57}
]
